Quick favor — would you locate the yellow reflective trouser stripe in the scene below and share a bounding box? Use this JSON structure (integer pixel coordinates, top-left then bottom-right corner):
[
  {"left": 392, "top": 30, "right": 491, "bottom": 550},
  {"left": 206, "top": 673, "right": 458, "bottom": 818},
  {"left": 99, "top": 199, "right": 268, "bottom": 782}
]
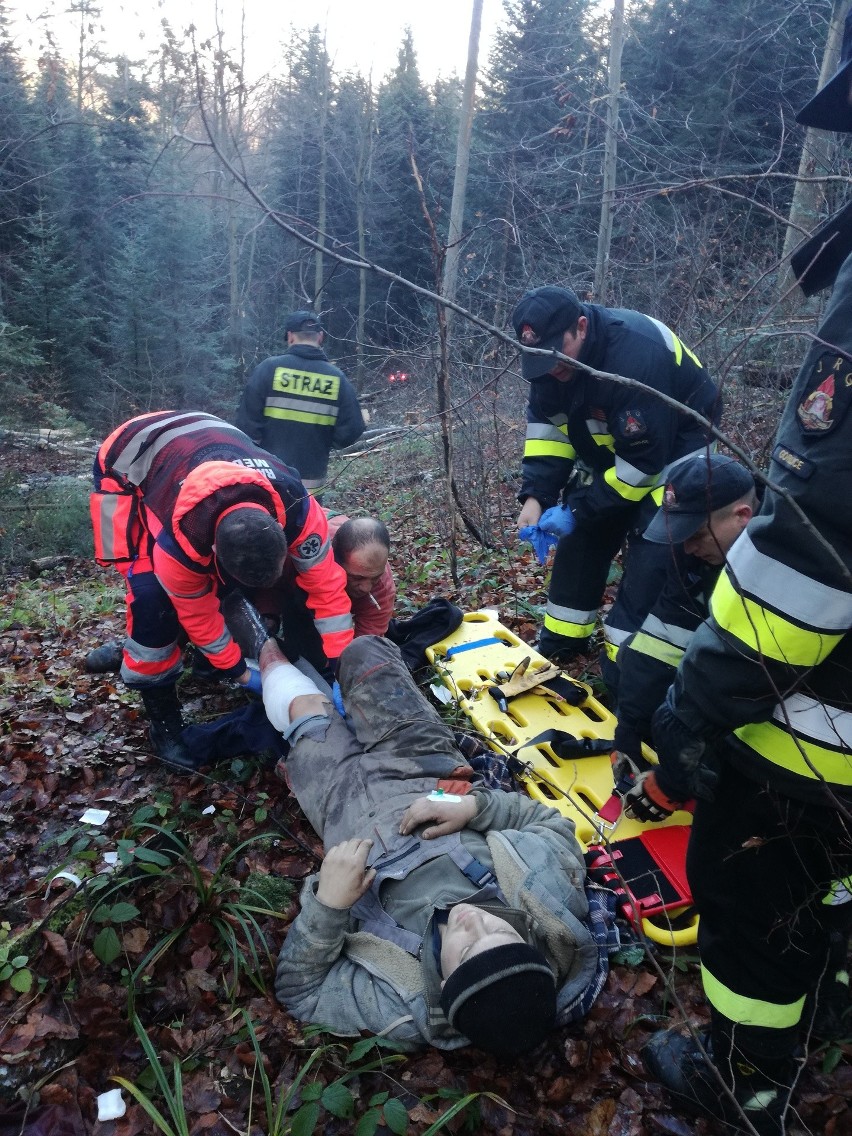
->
[
  {"left": 544, "top": 613, "right": 596, "bottom": 638},
  {"left": 710, "top": 572, "right": 842, "bottom": 665},
  {"left": 264, "top": 407, "right": 337, "bottom": 426},
  {"left": 822, "top": 876, "right": 852, "bottom": 907},
  {"left": 604, "top": 640, "right": 619, "bottom": 661},
  {"left": 524, "top": 439, "right": 576, "bottom": 459},
  {"left": 630, "top": 631, "right": 685, "bottom": 668},
  {"left": 604, "top": 465, "right": 653, "bottom": 502},
  {"left": 702, "top": 965, "right": 804, "bottom": 1029},
  {"left": 734, "top": 720, "right": 852, "bottom": 786}
]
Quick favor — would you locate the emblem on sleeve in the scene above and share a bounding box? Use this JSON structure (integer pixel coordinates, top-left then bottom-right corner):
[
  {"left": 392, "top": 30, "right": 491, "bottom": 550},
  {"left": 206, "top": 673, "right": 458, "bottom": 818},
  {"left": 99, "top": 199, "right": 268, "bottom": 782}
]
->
[
  {"left": 619, "top": 408, "right": 647, "bottom": 438},
  {"left": 298, "top": 534, "right": 322, "bottom": 559},
  {"left": 797, "top": 352, "right": 852, "bottom": 435},
  {"left": 520, "top": 324, "right": 541, "bottom": 346}
]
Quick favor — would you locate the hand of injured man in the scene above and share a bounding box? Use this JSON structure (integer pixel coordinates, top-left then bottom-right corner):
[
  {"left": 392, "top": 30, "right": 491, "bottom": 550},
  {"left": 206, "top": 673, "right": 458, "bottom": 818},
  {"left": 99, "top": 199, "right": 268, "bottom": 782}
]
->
[
  {"left": 316, "top": 838, "right": 376, "bottom": 910},
  {"left": 399, "top": 794, "right": 478, "bottom": 839}
]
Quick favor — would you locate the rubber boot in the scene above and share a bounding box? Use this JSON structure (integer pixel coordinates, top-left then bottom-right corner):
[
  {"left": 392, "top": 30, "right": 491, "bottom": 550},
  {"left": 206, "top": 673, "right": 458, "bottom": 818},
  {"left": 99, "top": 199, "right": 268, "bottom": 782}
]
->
[
  {"left": 220, "top": 592, "right": 270, "bottom": 660},
  {"left": 140, "top": 686, "right": 199, "bottom": 771},
  {"left": 642, "top": 1015, "right": 797, "bottom": 1136},
  {"left": 85, "top": 640, "right": 123, "bottom": 673}
]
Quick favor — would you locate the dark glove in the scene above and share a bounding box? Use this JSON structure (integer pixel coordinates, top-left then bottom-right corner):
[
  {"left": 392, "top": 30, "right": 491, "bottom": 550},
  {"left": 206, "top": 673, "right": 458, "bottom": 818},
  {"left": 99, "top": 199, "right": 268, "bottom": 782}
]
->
[
  {"left": 623, "top": 769, "right": 684, "bottom": 823},
  {"left": 651, "top": 694, "right": 719, "bottom": 802},
  {"left": 610, "top": 749, "right": 643, "bottom": 786},
  {"left": 611, "top": 722, "right": 647, "bottom": 782}
]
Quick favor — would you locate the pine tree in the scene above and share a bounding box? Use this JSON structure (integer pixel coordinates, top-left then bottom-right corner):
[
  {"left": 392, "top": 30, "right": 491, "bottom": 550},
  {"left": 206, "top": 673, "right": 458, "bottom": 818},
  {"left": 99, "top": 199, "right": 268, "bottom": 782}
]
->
[{"left": 475, "top": 0, "right": 602, "bottom": 314}]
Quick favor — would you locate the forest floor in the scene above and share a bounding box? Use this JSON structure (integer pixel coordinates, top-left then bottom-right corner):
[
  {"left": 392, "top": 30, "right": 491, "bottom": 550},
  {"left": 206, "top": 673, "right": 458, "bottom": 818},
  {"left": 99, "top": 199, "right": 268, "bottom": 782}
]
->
[{"left": 0, "top": 428, "right": 849, "bottom": 1136}]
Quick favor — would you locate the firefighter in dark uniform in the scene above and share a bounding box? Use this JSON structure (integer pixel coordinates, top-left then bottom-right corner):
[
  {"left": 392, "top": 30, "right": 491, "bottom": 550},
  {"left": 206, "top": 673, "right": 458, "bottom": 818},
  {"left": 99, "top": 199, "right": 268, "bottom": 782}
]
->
[
  {"left": 90, "top": 411, "right": 353, "bottom": 770},
  {"left": 237, "top": 310, "right": 365, "bottom": 499},
  {"left": 512, "top": 287, "right": 720, "bottom": 690},
  {"left": 636, "top": 25, "right": 852, "bottom": 1133},
  {"left": 612, "top": 454, "right": 756, "bottom": 771}
]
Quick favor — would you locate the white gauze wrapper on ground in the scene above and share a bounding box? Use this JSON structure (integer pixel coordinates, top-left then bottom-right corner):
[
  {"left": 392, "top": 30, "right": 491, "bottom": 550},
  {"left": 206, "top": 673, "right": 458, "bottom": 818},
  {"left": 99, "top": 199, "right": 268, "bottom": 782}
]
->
[{"left": 262, "top": 662, "right": 322, "bottom": 733}]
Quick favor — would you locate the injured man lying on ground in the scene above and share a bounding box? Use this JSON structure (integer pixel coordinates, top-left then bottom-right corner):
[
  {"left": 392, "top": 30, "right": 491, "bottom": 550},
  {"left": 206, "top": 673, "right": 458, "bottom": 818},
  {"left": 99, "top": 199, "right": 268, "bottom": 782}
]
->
[{"left": 252, "top": 626, "right": 615, "bottom": 1053}]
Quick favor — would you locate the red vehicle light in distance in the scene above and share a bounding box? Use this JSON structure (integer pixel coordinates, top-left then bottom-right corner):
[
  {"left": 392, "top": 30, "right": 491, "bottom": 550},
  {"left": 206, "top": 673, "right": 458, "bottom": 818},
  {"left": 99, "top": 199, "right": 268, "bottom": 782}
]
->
[{"left": 388, "top": 371, "right": 409, "bottom": 383}]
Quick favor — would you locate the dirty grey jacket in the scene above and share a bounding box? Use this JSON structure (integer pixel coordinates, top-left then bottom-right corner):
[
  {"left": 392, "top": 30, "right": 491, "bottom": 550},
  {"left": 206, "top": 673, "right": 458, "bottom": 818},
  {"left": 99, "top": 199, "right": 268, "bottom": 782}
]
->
[{"left": 274, "top": 788, "right": 599, "bottom": 1050}]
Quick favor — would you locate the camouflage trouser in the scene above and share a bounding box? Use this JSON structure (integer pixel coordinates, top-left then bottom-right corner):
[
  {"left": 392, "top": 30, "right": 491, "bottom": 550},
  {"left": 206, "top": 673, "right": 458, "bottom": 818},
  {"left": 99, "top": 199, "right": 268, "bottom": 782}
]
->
[{"left": 283, "top": 636, "right": 478, "bottom": 852}]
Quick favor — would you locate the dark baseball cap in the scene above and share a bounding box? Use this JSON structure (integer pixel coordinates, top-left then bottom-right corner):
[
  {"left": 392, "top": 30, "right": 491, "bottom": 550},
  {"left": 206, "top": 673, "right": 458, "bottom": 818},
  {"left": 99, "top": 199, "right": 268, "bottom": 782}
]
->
[
  {"left": 644, "top": 454, "right": 755, "bottom": 545},
  {"left": 512, "top": 286, "right": 584, "bottom": 380},
  {"left": 285, "top": 310, "right": 324, "bottom": 333},
  {"left": 797, "top": 9, "right": 852, "bottom": 133}
]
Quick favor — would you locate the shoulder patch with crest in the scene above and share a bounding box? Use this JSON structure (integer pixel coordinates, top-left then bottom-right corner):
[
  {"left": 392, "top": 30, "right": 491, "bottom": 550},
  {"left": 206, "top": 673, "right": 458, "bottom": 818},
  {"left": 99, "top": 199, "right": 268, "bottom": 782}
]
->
[
  {"left": 617, "top": 408, "right": 647, "bottom": 439},
  {"left": 797, "top": 351, "right": 852, "bottom": 436}
]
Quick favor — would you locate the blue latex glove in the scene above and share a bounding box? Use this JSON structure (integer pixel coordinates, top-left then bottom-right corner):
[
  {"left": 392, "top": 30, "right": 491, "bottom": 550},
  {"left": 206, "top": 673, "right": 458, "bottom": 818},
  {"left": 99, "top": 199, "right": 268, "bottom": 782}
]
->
[
  {"left": 331, "top": 680, "right": 345, "bottom": 716},
  {"left": 243, "top": 659, "right": 263, "bottom": 695},
  {"left": 539, "top": 505, "right": 576, "bottom": 538},
  {"left": 519, "top": 524, "right": 556, "bottom": 566}
]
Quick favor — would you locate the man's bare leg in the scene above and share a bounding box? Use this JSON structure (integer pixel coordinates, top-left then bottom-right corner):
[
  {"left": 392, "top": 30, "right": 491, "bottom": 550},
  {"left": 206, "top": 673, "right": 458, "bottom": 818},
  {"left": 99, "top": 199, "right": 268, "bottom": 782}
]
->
[{"left": 259, "top": 639, "right": 331, "bottom": 735}]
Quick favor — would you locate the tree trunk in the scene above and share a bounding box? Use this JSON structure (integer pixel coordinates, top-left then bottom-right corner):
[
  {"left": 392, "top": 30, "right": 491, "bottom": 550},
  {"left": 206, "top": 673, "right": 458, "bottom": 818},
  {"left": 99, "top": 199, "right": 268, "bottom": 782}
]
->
[
  {"left": 314, "top": 51, "right": 330, "bottom": 303},
  {"left": 356, "top": 86, "right": 375, "bottom": 385},
  {"left": 441, "top": 0, "right": 484, "bottom": 331},
  {"left": 594, "top": 0, "right": 624, "bottom": 304}
]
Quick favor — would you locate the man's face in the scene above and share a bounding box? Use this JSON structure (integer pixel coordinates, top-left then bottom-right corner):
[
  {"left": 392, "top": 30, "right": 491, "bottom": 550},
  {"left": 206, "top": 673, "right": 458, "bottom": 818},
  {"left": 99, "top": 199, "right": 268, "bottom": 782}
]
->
[
  {"left": 440, "top": 903, "right": 525, "bottom": 979},
  {"left": 343, "top": 542, "right": 388, "bottom": 599},
  {"left": 549, "top": 318, "right": 588, "bottom": 382},
  {"left": 683, "top": 504, "right": 749, "bottom": 565}
]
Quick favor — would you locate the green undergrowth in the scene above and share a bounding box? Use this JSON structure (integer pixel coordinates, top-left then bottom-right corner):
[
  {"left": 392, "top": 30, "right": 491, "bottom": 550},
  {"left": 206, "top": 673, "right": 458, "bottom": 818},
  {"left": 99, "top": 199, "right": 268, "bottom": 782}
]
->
[
  {"left": 0, "top": 573, "right": 122, "bottom": 631},
  {"left": 0, "top": 473, "right": 93, "bottom": 568}
]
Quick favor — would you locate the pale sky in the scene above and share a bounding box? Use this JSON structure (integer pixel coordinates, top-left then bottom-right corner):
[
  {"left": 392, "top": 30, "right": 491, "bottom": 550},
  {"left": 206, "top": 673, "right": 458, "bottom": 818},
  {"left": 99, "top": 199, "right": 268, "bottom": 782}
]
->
[{"left": 13, "top": 0, "right": 503, "bottom": 84}]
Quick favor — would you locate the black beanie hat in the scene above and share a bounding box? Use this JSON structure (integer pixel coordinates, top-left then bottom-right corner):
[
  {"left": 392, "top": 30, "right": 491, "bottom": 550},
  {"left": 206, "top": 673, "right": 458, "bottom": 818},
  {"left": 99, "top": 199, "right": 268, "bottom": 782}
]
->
[{"left": 439, "top": 942, "right": 557, "bottom": 1056}]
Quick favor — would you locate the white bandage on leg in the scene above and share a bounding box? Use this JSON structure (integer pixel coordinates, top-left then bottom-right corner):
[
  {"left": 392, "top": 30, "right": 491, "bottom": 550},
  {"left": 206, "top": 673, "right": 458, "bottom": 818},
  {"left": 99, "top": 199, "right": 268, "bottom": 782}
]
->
[{"left": 262, "top": 663, "right": 322, "bottom": 733}]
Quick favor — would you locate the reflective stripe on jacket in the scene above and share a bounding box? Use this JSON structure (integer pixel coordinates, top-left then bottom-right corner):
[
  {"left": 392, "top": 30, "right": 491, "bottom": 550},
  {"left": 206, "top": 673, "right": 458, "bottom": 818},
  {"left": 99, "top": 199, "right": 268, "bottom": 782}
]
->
[{"left": 236, "top": 344, "right": 365, "bottom": 482}]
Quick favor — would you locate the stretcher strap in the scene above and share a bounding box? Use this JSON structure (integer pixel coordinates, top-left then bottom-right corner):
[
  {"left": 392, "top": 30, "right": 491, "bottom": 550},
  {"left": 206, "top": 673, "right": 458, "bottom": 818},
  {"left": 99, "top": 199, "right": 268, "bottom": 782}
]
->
[{"left": 445, "top": 637, "right": 503, "bottom": 657}]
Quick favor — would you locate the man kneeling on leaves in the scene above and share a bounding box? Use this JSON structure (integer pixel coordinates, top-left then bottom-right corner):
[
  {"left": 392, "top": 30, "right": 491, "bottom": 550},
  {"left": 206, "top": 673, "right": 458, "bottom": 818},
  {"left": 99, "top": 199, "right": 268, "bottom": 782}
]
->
[{"left": 256, "top": 629, "right": 612, "bottom": 1052}]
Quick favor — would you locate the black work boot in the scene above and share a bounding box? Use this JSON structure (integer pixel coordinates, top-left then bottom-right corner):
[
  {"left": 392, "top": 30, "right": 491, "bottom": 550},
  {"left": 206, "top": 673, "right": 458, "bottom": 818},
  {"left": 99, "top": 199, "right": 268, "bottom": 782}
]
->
[
  {"left": 140, "top": 686, "right": 199, "bottom": 771},
  {"left": 85, "top": 640, "right": 124, "bottom": 673},
  {"left": 642, "top": 1027, "right": 796, "bottom": 1136},
  {"left": 221, "top": 592, "right": 270, "bottom": 660},
  {"left": 536, "top": 628, "right": 588, "bottom": 665}
]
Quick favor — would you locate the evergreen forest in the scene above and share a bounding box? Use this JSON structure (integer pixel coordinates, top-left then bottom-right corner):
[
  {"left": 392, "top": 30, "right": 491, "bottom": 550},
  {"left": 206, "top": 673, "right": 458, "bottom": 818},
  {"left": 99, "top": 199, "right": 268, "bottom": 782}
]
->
[{"left": 0, "top": 0, "right": 845, "bottom": 445}]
